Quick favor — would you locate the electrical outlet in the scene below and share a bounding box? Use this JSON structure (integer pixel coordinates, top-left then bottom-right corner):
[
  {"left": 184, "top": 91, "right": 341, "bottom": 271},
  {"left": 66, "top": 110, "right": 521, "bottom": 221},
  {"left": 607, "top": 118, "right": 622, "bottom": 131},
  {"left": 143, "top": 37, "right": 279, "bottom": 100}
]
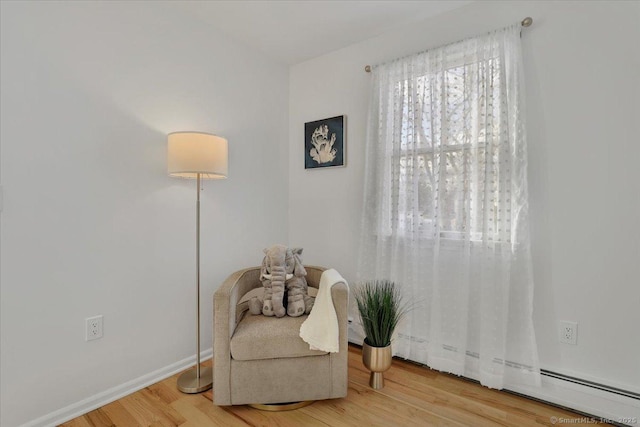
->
[
  {"left": 559, "top": 320, "right": 577, "bottom": 345},
  {"left": 86, "top": 315, "right": 103, "bottom": 341}
]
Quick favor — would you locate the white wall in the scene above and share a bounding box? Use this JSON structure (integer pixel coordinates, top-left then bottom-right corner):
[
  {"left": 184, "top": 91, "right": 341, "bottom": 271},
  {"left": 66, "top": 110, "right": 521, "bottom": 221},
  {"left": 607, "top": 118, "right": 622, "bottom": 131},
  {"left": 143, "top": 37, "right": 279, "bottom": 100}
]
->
[
  {"left": 0, "top": 2, "right": 289, "bottom": 426},
  {"left": 289, "top": 0, "right": 639, "bottom": 405}
]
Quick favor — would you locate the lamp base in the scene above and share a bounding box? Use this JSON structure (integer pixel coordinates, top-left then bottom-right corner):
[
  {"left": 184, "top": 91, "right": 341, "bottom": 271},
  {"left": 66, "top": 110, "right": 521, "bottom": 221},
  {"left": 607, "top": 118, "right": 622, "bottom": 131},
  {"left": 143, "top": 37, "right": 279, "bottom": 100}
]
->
[{"left": 177, "top": 366, "right": 213, "bottom": 394}]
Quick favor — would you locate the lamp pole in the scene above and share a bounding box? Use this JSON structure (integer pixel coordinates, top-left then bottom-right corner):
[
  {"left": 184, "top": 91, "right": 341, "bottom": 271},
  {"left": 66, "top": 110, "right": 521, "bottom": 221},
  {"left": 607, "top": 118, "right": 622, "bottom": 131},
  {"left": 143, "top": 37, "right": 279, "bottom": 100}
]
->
[
  {"left": 168, "top": 131, "right": 226, "bottom": 394},
  {"left": 177, "top": 173, "right": 213, "bottom": 393},
  {"left": 195, "top": 172, "right": 202, "bottom": 381}
]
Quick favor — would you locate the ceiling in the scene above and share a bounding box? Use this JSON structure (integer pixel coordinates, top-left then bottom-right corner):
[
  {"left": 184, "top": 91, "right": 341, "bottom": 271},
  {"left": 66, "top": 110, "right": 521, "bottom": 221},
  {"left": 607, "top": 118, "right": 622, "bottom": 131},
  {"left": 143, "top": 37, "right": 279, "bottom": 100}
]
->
[{"left": 176, "top": 1, "right": 473, "bottom": 65}]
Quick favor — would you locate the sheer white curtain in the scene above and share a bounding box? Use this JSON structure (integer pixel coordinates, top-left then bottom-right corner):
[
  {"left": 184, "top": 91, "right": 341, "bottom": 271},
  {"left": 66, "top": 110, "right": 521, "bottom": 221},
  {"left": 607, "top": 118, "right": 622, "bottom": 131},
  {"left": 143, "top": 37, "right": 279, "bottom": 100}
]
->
[{"left": 357, "top": 24, "right": 540, "bottom": 388}]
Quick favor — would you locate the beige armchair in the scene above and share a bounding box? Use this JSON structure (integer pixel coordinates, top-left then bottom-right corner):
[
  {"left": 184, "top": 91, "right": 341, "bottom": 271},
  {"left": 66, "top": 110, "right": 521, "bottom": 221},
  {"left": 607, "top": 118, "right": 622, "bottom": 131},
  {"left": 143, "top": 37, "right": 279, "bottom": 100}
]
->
[{"left": 213, "top": 265, "right": 349, "bottom": 405}]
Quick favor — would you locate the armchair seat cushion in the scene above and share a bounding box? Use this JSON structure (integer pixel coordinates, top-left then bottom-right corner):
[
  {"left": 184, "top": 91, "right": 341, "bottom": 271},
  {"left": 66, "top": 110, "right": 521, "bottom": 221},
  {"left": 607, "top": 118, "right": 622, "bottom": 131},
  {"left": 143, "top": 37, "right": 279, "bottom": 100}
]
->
[{"left": 230, "top": 313, "right": 327, "bottom": 361}]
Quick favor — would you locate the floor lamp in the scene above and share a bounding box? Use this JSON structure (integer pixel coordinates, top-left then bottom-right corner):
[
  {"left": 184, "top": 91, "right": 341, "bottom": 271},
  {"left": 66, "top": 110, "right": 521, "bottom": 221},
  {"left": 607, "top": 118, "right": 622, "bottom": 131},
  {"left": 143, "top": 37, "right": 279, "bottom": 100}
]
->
[{"left": 167, "top": 131, "right": 228, "bottom": 393}]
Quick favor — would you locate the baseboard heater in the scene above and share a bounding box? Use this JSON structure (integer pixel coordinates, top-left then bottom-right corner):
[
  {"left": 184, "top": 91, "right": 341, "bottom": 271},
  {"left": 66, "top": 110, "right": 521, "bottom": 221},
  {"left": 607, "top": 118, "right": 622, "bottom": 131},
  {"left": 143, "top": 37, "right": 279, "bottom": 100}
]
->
[
  {"left": 504, "top": 371, "right": 639, "bottom": 427},
  {"left": 540, "top": 369, "right": 639, "bottom": 401},
  {"left": 389, "top": 333, "right": 640, "bottom": 401}
]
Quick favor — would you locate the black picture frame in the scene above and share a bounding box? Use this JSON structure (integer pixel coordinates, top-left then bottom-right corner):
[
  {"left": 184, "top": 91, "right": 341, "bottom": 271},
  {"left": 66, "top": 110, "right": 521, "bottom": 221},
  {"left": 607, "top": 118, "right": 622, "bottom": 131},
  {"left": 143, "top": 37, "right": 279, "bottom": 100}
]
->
[{"left": 304, "top": 115, "right": 345, "bottom": 169}]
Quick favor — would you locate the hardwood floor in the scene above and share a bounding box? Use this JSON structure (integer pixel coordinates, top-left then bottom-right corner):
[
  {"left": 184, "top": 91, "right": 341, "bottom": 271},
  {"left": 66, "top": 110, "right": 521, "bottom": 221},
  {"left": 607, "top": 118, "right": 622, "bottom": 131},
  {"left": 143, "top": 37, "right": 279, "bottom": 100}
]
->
[{"left": 62, "top": 345, "right": 606, "bottom": 426}]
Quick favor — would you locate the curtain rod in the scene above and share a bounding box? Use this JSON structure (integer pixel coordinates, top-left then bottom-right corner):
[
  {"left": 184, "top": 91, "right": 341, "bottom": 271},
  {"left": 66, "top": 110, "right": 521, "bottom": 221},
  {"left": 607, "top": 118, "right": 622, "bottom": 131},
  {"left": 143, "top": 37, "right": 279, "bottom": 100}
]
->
[{"left": 364, "top": 17, "right": 533, "bottom": 73}]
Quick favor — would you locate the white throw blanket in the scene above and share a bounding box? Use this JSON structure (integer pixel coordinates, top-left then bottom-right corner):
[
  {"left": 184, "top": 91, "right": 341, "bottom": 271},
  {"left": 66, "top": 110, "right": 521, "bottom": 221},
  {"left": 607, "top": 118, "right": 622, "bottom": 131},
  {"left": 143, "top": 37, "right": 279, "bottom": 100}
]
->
[{"left": 299, "top": 269, "right": 347, "bottom": 353}]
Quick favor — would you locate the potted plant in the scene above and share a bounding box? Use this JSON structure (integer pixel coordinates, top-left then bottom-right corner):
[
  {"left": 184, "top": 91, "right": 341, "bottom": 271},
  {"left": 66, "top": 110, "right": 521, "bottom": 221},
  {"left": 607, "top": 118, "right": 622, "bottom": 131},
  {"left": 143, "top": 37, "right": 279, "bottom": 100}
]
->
[{"left": 354, "top": 280, "right": 411, "bottom": 389}]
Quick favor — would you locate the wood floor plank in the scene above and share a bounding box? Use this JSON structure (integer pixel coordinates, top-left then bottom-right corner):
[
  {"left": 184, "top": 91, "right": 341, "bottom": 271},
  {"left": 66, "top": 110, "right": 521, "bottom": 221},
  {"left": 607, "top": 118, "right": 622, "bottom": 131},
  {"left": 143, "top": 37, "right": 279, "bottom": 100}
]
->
[
  {"left": 99, "top": 401, "right": 143, "bottom": 427},
  {"left": 226, "top": 403, "right": 331, "bottom": 427},
  {"left": 61, "top": 345, "right": 607, "bottom": 426},
  {"left": 139, "top": 387, "right": 186, "bottom": 425},
  {"left": 118, "top": 389, "right": 182, "bottom": 427},
  {"left": 193, "top": 398, "right": 253, "bottom": 427},
  {"left": 60, "top": 417, "right": 94, "bottom": 427},
  {"left": 147, "top": 380, "right": 185, "bottom": 405},
  {"left": 171, "top": 396, "right": 235, "bottom": 427},
  {"left": 344, "top": 380, "right": 465, "bottom": 426},
  {"left": 84, "top": 408, "right": 115, "bottom": 427},
  {"left": 296, "top": 399, "right": 360, "bottom": 427}
]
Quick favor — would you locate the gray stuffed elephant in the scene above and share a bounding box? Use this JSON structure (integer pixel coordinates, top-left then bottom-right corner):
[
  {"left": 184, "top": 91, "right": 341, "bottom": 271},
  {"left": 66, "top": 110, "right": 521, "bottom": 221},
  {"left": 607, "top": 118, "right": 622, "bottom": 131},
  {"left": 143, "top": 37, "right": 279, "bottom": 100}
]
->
[
  {"left": 249, "top": 245, "right": 315, "bottom": 317},
  {"left": 284, "top": 247, "right": 315, "bottom": 316}
]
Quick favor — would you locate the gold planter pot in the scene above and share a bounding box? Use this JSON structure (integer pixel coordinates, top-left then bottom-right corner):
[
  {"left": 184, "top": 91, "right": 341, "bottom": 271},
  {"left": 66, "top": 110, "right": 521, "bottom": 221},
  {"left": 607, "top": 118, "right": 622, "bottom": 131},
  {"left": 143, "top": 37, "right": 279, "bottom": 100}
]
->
[{"left": 362, "top": 341, "right": 392, "bottom": 389}]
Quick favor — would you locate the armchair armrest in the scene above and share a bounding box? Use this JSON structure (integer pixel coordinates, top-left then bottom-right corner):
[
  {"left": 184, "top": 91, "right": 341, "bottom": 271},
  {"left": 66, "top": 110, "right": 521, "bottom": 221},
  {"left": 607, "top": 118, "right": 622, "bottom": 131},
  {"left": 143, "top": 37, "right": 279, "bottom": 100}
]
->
[
  {"left": 214, "top": 267, "right": 261, "bottom": 405},
  {"left": 330, "top": 280, "right": 349, "bottom": 398},
  {"left": 214, "top": 267, "right": 262, "bottom": 337},
  {"left": 331, "top": 281, "right": 349, "bottom": 349}
]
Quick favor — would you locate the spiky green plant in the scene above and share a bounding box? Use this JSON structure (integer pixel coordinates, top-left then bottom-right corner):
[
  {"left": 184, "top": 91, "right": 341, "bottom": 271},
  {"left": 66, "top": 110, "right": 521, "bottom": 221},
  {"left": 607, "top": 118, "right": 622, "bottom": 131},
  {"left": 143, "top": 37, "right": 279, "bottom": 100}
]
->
[{"left": 354, "top": 280, "right": 411, "bottom": 348}]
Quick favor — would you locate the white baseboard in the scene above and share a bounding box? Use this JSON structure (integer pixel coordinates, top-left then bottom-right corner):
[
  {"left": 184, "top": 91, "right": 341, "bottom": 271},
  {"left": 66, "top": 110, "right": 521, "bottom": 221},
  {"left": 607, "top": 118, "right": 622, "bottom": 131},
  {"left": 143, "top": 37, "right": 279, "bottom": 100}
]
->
[{"left": 19, "top": 349, "right": 213, "bottom": 427}]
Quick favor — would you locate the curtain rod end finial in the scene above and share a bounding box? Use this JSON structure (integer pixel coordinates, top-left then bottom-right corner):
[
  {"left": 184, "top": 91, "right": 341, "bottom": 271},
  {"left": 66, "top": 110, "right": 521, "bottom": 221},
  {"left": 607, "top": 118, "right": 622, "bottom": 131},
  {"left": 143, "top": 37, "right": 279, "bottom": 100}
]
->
[
  {"left": 521, "top": 17, "right": 533, "bottom": 27},
  {"left": 365, "top": 65, "right": 371, "bottom": 73}
]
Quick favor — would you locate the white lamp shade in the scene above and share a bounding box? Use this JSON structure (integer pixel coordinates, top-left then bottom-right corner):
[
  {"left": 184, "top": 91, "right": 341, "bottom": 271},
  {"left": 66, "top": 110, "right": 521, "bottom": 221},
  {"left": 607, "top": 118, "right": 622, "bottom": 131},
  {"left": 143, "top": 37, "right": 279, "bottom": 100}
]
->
[{"left": 167, "top": 132, "right": 228, "bottom": 179}]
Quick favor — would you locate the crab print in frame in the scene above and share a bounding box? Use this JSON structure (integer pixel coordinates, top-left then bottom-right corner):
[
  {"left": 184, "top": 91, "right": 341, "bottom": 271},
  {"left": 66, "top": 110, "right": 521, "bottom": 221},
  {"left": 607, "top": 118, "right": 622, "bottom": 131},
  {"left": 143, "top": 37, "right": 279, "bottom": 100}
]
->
[{"left": 304, "top": 115, "right": 345, "bottom": 169}]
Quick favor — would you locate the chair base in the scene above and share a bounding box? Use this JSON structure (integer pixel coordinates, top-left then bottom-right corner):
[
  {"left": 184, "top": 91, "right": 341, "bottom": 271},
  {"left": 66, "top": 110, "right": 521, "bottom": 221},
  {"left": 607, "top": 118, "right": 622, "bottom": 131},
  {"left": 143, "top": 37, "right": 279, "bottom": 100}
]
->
[{"left": 248, "top": 401, "right": 314, "bottom": 411}]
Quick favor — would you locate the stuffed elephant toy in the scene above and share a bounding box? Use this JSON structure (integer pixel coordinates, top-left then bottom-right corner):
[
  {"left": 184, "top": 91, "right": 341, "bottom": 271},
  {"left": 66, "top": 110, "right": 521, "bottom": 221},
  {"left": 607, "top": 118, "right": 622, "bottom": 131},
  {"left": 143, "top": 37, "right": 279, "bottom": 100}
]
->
[{"left": 249, "top": 245, "right": 315, "bottom": 317}]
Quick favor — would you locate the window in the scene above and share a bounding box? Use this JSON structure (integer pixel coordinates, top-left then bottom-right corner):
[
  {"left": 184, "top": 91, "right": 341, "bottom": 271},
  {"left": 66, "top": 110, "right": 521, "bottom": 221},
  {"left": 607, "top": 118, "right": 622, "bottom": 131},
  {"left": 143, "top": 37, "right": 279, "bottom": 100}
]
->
[{"left": 383, "top": 58, "right": 512, "bottom": 243}]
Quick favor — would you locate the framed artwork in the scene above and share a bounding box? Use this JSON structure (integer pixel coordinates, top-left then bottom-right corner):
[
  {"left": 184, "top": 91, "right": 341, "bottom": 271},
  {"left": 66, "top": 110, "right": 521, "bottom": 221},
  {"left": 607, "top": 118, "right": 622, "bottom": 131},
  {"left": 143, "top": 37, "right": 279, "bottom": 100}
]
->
[{"left": 304, "top": 115, "right": 345, "bottom": 169}]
